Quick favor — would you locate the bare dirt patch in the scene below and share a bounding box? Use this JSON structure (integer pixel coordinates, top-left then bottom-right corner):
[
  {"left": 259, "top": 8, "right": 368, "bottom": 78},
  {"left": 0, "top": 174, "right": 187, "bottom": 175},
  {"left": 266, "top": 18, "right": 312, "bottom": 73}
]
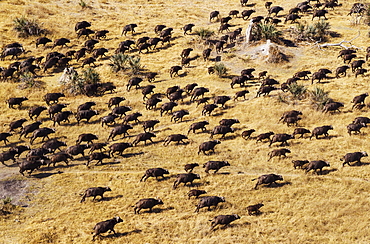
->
[{"left": 0, "top": 175, "right": 32, "bottom": 207}]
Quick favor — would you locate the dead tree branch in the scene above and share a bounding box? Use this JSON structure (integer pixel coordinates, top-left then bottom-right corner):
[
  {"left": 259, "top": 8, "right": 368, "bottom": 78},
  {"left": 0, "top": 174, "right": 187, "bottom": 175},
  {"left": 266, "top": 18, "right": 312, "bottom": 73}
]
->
[{"left": 317, "top": 31, "right": 363, "bottom": 50}]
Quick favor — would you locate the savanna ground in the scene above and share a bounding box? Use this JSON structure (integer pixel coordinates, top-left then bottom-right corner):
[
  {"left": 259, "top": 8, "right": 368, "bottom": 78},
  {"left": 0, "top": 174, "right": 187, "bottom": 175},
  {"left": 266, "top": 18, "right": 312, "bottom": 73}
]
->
[{"left": 1, "top": 0, "right": 370, "bottom": 243}]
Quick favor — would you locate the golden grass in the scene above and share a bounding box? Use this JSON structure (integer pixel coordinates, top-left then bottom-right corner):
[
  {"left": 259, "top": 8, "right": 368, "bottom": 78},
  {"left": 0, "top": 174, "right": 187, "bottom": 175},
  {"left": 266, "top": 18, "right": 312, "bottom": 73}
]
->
[{"left": 1, "top": 0, "right": 370, "bottom": 243}]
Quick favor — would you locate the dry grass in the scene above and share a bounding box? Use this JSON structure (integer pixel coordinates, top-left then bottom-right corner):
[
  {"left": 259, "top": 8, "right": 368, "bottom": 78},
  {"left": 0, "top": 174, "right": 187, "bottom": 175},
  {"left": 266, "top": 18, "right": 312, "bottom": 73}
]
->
[{"left": 1, "top": 0, "right": 370, "bottom": 243}]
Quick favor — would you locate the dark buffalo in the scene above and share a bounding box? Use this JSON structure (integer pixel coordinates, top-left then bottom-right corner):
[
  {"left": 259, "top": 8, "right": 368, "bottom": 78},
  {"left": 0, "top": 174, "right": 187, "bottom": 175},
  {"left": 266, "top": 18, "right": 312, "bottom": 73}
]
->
[
  {"left": 140, "top": 168, "right": 169, "bottom": 182},
  {"left": 210, "top": 214, "right": 240, "bottom": 230},
  {"left": 173, "top": 173, "right": 201, "bottom": 189},
  {"left": 306, "top": 160, "right": 330, "bottom": 174},
  {"left": 195, "top": 196, "right": 225, "bottom": 212},
  {"left": 80, "top": 187, "right": 112, "bottom": 203},
  {"left": 341, "top": 151, "right": 368, "bottom": 166},
  {"left": 203, "top": 161, "right": 230, "bottom": 173},
  {"left": 92, "top": 216, "right": 123, "bottom": 241},
  {"left": 252, "top": 174, "right": 283, "bottom": 189}
]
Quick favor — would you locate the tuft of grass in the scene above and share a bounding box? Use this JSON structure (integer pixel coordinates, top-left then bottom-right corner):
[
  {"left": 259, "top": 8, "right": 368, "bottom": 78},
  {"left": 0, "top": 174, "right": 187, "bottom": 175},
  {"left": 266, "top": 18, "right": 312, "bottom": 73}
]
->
[
  {"left": 79, "top": 0, "right": 88, "bottom": 9},
  {"left": 17, "top": 72, "right": 43, "bottom": 89},
  {"left": 81, "top": 67, "right": 100, "bottom": 84},
  {"left": 288, "top": 83, "right": 307, "bottom": 100},
  {"left": 292, "top": 20, "right": 331, "bottom": 42},
  {"left": 13, "top": 16, "right": 46, "bottom": 37},
  {"left": 277, "top": 93, "right": 290, "bottom": 104},
  {"left": 58, "top": 67, "right": 84, "bottom": 95},
  {"left": 213, "top": 62, "right": 227, "bottom": 77},
  {"left": 110, "top": 53, "right": 130, "bottom": 72},
  {"left": 128, "top": 56, "right": 142, "bottom": 75},
  {"left": 2, "top": 197, "right": 12, "bottom": 205},
  {"left": 309, "top": 86, "right": 332, "bottom": 110},
  {"left": 194, "top": 28, "right": 215, "bottom": 39},
  {"left": 109, "top": 54, "right": 142, "bottom": 74},
  {"left": 252, "top": 23, "right": 282, "bottom": 43}
]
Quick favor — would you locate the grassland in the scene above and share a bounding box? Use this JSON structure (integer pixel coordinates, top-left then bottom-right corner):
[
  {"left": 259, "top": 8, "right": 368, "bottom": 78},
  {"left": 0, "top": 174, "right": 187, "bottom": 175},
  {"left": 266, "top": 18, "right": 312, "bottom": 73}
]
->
[{"left": 1, "top": 0, "right": 370, "bottom": 243}]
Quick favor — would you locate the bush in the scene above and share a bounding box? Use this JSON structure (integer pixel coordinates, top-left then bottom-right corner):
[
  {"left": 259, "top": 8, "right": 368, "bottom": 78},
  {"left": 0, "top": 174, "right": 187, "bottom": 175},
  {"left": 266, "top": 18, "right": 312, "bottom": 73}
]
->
[
  {"left": 79, "top": 0, "right": 88, "bottom": 8},
  {"left": 309, "top": 87, "right": 332, "bottom": 110},
  {"left": 128, "top": 56, "right": 142, "bottom": 74},
  {"left": 292, "top": 21, "right": 331, "bottom": 42},
  {"left": 2, "top": 197, "right": 12, "bottom": 205},
  {"left": 252, "top": 23, "right": 282, "bottom": 43},
  {"left": 288, "top": 83, "right": 307, "bottom": 100},
  {"left": 110, "top": 54, "right": 142, "bottom": 74},
  {"left": 59, "top": 67, "right": 84, "bottom": 95},
  {"left": 17, "top": 72, "right": 43, "bottom": 89},
  {"left": 13, "top": 17, "right": 46, "bottom": 38},
  {"left": 194, "top": 28, "right": 215, "bottom": 39},
  {"left": 213, "top": 62, "right": 227, "bottom": 77},
  {"left": 81, "top": 67, "right": 100, "bottom": 84},
  {"left": 110, "top": 53, "right": 129, "bottom": 72}
]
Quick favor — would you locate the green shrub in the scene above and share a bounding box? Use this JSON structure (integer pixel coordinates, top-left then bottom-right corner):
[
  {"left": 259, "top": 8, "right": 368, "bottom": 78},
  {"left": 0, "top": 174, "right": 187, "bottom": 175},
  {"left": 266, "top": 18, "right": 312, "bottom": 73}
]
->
[
  {"left": 309, "top": 87, "right": 331, "bottom": 110},
  {"left": 18, "top": 72, "right": 43, "bottom": 89},
  {"left": 292, "top": 20, "right": 331, "bottom": 42},
  {"left": 13, "top": 17, "right": 46, "bottom": 38},
  {"left": 213, "top": 62, "right": 227, "bottom": 77},
  {"left": 194, "top": 28, "right": 215, "bottom": 39},
  {"left": 128, "top": 56, "right": 142, "bottom": 74},
  {"left": 288, "top": 83, "right": 307, "bottom": 100},
  {"left": 110, "top": 53, "right": 130, "bottom": 72},
  {"left": 252, "top": 23, "right": 282, "bottom": 42},
  {"left": 110, "top": 54, "right": 142, "bottom": 74},
  {"left": 277, "top": 93, "right": 290, "bottom": 104},
  {"left": 81, "top": 67, "right": 100, "bottom": 84},
  {"left": 2, "top": 197, "right": 12, "bottom": 205},
  {"left": 314, "top": 20, "right": 331, "bottom": 39},
  {"left": 79, "top": 0, "right": 88, "bottom": 8},
  {"left": 59, "top": 68, "right": 85, "bottom": 95}
]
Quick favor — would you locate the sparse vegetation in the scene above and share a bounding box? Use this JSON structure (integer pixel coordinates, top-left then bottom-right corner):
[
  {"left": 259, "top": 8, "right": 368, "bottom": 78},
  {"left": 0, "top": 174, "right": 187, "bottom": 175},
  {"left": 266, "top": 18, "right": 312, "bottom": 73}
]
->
[
  {"left": 81, "top": 67, "right": 100, "bottom": 84},
  {"left": 292, "top": 20, "right": 331, "bottom": 42},
  {"left": 288, "top": 83, "right": 307, "bottom": 100},
  {"left": 59, "top": 67, "right": 100, "bottom": 95},
  {"left": 18, "top": 72, "right": 43, "bottom": 89},
  {"left": 13, "top": 16, "right": 46, "bottom": 37},
  {"left": 213, "top": 62, "right": 227, "bottom": 77},
  {"left": 110, "top": 53, "right": 130, "bottom": 72},
  {"left": 194, "top": 28, "right": 215, "bottom": 39},
  {"left": 309, "top": 86, "right": 332, "bottom": 110},
  {"left": 252, "top": 23, "right": 282, "bottom": 43},
  {"left": 79, "top": 0, "right": 88, "bottom": 9},
  {"left": 2, "top": 197, "right": 12, "bottom": 205},
  {"left": 109, "top": 54, "right": 142, "bottom": 74},
  {"left": 1, "top": 0, "right": 370, "bottom": 243},
  {"left": 58, "top": 67, "right": 85, "bottom": 95},
  {"left": 128, "top": 56, "right": 142, "bottom": 74}
]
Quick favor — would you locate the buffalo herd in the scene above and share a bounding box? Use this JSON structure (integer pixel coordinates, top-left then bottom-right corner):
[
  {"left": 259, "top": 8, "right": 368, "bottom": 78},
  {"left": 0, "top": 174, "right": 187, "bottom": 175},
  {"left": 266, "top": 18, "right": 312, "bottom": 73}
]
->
[{"left": 0, "top": 0, "right": 368, "bottom": 240}]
